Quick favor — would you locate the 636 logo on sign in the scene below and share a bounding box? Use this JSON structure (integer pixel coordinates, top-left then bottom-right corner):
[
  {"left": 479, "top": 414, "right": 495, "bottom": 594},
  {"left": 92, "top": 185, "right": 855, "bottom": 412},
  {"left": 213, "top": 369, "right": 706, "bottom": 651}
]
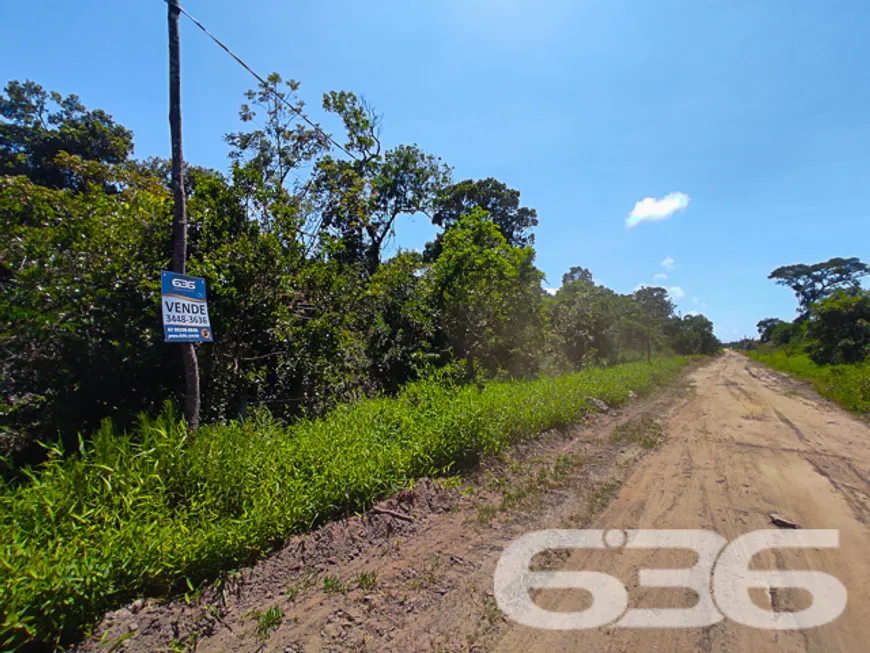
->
[
  {"left": 494, "top": 529, "right": 847, "bottom": 630},
  {"left": 171, "top": 277, "right": 197, "bottom": 290}
]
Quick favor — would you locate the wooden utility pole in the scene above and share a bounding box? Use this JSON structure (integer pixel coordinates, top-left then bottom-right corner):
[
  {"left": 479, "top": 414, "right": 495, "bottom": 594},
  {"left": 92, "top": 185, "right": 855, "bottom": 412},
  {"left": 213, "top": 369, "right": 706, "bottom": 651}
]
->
[{"left": 168, "top": 0, "right": 201, "bottom": 430}]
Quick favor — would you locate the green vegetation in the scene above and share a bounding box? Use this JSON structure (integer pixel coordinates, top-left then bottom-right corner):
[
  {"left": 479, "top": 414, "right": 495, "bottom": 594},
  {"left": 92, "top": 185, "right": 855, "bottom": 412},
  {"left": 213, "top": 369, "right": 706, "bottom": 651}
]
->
[
  {"left": 1, "top": 78, "right": 720, "bottom": 472},
  {"left": 768, "top": 257, "right": 869, "bottom": 321},
  {"left": 804, "top": 291, "right": 870, "bottom": 366},
  {"left": 247, "top": 605, "right": 283, "bottom": 641},
  {"left": 0, "top": 357, "right": 686, "bottom": 648},
  {"left": 553, "top": 454, "right": 575, "bottom": 475},
  {"left": 746, "top": 256, "right": 870, "bottom": 415},
  {"left": 321, "top": 575, "right": 346, "bottom": 594},
  {"left": 747, "top": 349, "right": 870, "bottom": 414},
  {"left": 356, "top": 571, "right": 378, "bottom": 591},
  {"left": 0, "top": 74, "right": 716, "bottom": 649}
]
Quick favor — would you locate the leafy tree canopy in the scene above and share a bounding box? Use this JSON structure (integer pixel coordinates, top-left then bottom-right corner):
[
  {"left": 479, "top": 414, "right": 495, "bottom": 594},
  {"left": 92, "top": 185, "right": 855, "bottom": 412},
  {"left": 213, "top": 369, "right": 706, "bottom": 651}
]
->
[
  {"left": 0, "top": 80, "right": 134, "bottom": 190},
  {"left": 428, "top": 209, "right": 544, "bottom": 378},
  {"left": 806, "top": 290, "right": 870, "bottom": 365},
  {"left": 632, "top": 286, "right": 675, "bottom": 321},
  {"left": 769, "top": 321, "right": 803, "bottom": 348},
  {"left": 667, "top": 314, "right": 721, "bottom": 355},
  {"left": 756, "top": 317, "right": 784, "bottom": 343},
  {"left": 769, "top": 257, "right": 870, "bottom": 318},
  {"left": 425, "top": 177, "right": 538, "bottom": 260},
  {"left": 313, "top": 91, "right": 452, "bottom": 273},
  {"left": 551, "top": 274, "right": 635, "bottom": 367},
  {"left": 561, "top": 266, "right": 594, "bottom": 287}
]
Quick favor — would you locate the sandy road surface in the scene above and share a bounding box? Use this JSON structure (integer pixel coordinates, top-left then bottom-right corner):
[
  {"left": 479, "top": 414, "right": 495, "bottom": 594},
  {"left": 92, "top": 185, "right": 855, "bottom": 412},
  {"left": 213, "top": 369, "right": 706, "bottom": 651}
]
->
[
  {"left": 83, "top": 353, "right": 870, "bottom": 653},
  {"left": 496, "top": 350, "right": 870, "bottom": 653}
]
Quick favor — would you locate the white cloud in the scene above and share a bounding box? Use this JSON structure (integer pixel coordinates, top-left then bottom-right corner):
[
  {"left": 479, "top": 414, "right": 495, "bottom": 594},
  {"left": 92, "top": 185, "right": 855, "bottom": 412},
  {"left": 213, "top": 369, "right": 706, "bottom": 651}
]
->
[
  {"left": 544, "top": 287, "right": 558, "bottom": 296},
  {"left": 669, "top": 286, "right": 685, "bottom": 299},
  {"left": 654, "top": 272, "right": 668, "bottom": 280},
  {"left": 660, "top": 256, "right": 675, "bottom": 270},
  {"left": 692, "top": 297, "right": 699, "bottom": 304},
  {"left": 626, "top": 192, "right": 690, "bottom": 228}
]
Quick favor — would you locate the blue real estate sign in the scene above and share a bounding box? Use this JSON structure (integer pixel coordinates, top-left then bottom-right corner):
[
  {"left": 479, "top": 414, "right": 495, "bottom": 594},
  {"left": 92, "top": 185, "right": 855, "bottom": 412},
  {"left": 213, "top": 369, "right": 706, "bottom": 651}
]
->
[{"left": 161, "top": 271, "right": 213, "bottom": 343}]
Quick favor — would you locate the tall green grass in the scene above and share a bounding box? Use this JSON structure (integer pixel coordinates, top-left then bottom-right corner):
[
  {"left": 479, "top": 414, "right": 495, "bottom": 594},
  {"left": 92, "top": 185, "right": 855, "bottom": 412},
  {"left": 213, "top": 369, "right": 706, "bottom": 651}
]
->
[
  {"left": 747, "top": 349, "right": 870, "bottom": 413},
  {"left": 0, "top": 357, "right": 686, "bottom": 649}
]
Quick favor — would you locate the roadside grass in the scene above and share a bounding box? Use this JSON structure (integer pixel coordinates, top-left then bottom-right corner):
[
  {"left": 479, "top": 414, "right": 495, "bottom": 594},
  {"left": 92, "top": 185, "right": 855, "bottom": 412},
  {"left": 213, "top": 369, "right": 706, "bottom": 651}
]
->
[
  {"left": 747, "top": 350, "right": 870, "bottom": 414},
  {"left": 0, "top": 357, "right": 687, "bottom": 649}
]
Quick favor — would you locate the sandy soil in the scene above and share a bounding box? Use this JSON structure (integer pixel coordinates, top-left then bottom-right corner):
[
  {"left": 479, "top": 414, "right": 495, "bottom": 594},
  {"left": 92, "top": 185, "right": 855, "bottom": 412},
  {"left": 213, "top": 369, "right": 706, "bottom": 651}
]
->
[{"left": 78, "top": 352, "right": 870, "bottom": 653}]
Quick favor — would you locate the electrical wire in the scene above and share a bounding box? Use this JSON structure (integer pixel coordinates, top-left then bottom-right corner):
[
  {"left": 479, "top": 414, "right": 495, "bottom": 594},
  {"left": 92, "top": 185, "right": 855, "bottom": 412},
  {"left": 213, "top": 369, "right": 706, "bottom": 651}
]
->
[
  {"left": 163, "top": 0, "right": 358, "bottom": 161},
  {"left": 163, "top": 1, "right": 383, "bottom": 251}
]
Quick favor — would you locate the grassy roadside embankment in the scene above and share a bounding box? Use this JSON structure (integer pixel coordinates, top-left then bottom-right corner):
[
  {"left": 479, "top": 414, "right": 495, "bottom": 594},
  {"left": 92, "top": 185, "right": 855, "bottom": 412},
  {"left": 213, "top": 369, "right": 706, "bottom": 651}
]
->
[
  {"left": 1, "top": 357, "right": 688, "bottom": 649},
  {"left": 747, "top": 349, "right": 870, "bottom": 414}
]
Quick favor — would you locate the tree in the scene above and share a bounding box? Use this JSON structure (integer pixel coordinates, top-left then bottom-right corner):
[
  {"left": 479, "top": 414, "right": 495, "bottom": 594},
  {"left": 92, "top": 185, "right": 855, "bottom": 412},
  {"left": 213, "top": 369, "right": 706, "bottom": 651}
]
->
[
  {"left": 805, "top": 290, "right": 870, "bottom": 365},
  {"left": 425, "top": 177, "right": 538, "bottom": 260},
  {"left": 667, "top": 314, "right": 721, "bottom": 355},
  {"left": 0, "top": 80, "right": 133, "bottom": 190},
  {"left": 769, "top": 321, "right": 802, "bottom": 347},
  {"left": 769, "top": 257, "right": 870, "bottom": 318},
  {"left": 631, "top": 286, "right": 675, "bottom": 363},
  {"left": 182, "top": 166, "right": 309, "bottom": 424},
  {"left": 756, "top": 318, "right": 784, "bottom": 343},
  {"left": 632, "top": 286, "right": 675, "bottom": 321},
  {"left": 0, "top": 151, "right": 320, "bottom": 462},
  {"left": 361, "top": 251, "right": 437, "bottom": 392},
  {"left": 225, "top": 75, "right": 326, "bottom": 188},
  {"left": 432, "top": 177, "right": 538, "bottom": 247},
  {"left": 428, "top": 209, "right": 544, "bottom": 379},
  {"left": 561, "top": 266, "right": 593, "bottom": 286},
  {"left": 224, "top": 73, "right": 328, "bottom": 238},
  {"left": 313, "top": 91, "right": 451, "bottom": 273},
  {"left": 226, "top": 74, "right": 326, "bottom": 193},
  {"left": 550, "top": 270, "right": 633, "bottom": 367}
]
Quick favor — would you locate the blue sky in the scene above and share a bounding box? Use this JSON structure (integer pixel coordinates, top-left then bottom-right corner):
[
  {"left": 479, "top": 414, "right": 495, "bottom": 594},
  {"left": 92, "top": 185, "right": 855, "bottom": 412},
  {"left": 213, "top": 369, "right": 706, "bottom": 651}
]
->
[{"left": 3, "top": 0, "right": 869, "bottom": 340}]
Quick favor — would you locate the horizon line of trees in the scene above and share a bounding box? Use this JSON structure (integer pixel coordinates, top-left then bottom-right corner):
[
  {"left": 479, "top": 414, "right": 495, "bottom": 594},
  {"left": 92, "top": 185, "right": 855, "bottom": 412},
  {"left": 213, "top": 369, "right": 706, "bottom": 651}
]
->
[{"left": 0, "top": 77, "right": 720, "bottom": 472}]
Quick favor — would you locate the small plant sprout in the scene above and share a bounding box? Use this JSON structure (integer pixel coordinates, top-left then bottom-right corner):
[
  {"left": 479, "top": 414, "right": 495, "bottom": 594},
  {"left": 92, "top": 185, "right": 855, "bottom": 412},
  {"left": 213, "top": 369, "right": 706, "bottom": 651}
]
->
[
  {"left": 322, "top": 574, "right": 346, "bottom": 594},
  {"left": 247, "top": 605, "right": 283, "bottom": 641},
  {"left": 357, "top": 571, "right": 378, "bottom": 591}
]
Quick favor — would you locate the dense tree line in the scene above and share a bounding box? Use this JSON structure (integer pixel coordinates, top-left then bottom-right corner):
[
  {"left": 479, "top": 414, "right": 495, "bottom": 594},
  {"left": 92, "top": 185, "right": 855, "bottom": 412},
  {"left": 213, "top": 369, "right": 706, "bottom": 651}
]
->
[
  {"left": 755, "top": 257, "right": 870, "bottom": 364},
  {"left": 0, "top": 77, "right": 720, "bottom": 469}
]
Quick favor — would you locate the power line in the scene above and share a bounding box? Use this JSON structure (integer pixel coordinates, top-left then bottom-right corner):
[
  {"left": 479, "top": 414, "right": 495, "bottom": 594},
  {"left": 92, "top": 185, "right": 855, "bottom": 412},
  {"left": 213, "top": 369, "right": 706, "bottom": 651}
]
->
[
  {"left": 163, "top": 0, "right": 358, "bottom": 161},
  {"left": 162, "top": 1, "right": 378, "bottom": 252}
]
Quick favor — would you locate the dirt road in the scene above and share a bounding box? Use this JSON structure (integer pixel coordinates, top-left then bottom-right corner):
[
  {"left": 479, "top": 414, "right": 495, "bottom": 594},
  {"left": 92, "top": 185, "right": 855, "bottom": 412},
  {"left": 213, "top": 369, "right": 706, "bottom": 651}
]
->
[
  {"left": 495, "top": 351, "right": 870, "bottom": 653},
  {"left": 84, "top": 352, "right": 870, "bottom": 653}
]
